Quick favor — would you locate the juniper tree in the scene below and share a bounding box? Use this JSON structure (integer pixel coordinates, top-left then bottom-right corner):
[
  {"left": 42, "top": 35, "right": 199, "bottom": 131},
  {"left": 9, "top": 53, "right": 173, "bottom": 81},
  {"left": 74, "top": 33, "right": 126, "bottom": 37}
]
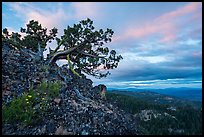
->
[
  {"left": 49, "top": 18, "right": 123, "bottom": 78},
  {"left": 2, "top": 18, "right": 122, "bottom": 79},
  {"left": 20, "top": 20, "right": 58, "bottom": 59},
  {"left": 2, "top": 20, "right": 57, "bottom": 60},
  {"left": 2, "top": 28, "right": 22, "bottom": 49}
]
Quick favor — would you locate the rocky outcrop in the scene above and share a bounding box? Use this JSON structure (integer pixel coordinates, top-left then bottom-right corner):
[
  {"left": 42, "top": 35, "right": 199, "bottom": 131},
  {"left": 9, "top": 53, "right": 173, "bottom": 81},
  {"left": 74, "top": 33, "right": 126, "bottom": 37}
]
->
[{"left": 2, "top": 43, "right": 140, "bottom": 135}]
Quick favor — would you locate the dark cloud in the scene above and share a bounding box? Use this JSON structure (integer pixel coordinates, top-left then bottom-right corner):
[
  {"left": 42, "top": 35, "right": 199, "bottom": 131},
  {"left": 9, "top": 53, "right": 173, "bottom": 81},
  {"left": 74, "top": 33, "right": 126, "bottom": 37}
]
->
[{"left": 107, "top": 60, "right": 202, "bottom": 82}]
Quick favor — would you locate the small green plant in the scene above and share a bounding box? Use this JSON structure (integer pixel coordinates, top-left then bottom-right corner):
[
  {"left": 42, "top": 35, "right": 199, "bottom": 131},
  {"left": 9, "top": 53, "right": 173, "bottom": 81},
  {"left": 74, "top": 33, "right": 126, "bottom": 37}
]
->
[
  {"left": 2, "top": 80, "right": 62, "bottom": 126},
  {"left": 35, "top": 80, "right": 62, "bottom": 98},
  {"left": 48, "top": 81, "right": 61, "bottom": 98},
  {"left": 2, "top": 91, "right": 39, "bottom": 125},
  {"left": 41, "top": 64, "right": 49, "bottom": 72}
]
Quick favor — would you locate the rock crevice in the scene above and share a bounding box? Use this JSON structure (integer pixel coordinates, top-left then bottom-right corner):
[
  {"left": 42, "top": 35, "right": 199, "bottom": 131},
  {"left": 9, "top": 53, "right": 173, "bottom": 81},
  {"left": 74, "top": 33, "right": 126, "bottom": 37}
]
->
[{"left": 2, "top": 43, "right": 140, "bottom": 135}]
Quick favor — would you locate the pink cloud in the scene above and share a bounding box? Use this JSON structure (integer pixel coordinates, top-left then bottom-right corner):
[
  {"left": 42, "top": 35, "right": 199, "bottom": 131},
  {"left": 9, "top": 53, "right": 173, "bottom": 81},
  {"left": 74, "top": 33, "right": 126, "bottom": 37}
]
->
[
  {"left": 192, "top": 51, "right": 202, "bottom": 58},
  {"left": 7, "top": 2, "right": 70, "bottom": 31},
  {"left": 5, "top": 2, "right": 102, "bottom": 59},
  {"left": 156, "top": 2, "right": 201, "bottom": 23},
  {"left": 5, "top": 2, "right": 102, "bottom": 51},
  {"left": 70, "top": 2, "right": 101, "bottom": 20},
  {"left": 27, "top": 9, "right": 69, "bottom": 30},
  {"left": 114, "top": 2, "right": 202, "bottom": 44},
  {"left": 160, "top": 32, "right": 177, "bottom": 43},
  {"left": 7, "top": 2, "right": 102, "bottom": 35}
]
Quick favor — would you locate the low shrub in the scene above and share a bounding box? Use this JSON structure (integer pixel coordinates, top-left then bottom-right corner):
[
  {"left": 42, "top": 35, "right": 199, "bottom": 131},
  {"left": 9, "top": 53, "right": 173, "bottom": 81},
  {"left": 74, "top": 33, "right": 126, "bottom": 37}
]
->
[{"left": 2, "top": 80, "right": 62, "bottom": 126}]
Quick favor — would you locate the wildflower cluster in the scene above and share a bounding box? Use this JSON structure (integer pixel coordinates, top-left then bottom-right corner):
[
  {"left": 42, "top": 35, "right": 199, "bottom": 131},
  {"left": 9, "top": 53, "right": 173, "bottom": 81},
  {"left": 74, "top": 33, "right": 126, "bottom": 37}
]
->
[{"left": 2, "top": 81, "right": 62, "bottom": 126}]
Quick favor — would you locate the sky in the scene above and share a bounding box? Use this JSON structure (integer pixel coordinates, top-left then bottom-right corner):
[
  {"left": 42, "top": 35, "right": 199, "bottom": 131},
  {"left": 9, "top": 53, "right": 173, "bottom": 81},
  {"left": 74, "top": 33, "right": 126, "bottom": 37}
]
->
[{"left": 2, "top": 2, "right": 202, "bottom": 90}]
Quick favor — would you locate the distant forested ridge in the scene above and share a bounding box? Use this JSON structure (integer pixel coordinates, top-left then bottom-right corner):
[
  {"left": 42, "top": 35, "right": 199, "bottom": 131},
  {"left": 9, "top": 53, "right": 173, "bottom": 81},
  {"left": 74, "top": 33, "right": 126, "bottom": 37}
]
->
[{"left": 106, "top": 91, "right": 202, "bottom": 135}]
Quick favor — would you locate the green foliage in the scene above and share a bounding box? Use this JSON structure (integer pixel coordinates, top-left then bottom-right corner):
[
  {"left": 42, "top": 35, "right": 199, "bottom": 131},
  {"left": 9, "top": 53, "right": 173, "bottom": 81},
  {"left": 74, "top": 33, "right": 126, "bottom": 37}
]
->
[
  {"left": 106, "top": 92, "right": 166, "bottom": 113},
  {"left": 20, "top": 20, "right": 58, "bottom": 52},
  {"left": 2, "top": 28, "right": 22, "bottom": 49},
  {"left": 139, "top": 107, "right": 202, "bottom": 135},
  {"left": 21, "top": 35, "right": 38, "bottom": 52},
  {"left": 41, "top": 64, "right": 49, "bottom": 72},
  {"left": 2, "top": 90, "right": 43, "bottom": 125},
  {"left": 2, "top": 28, "right": 9, "bottom": 37},
  {"left": 2, "top": 80, "right": 62, "bottom": 126},
  {"left": 47, "top": 81, "right": 62, "bottom": 98},
  {"left": 106, "top": 92, "right": 202, "bottom": 135},
  {"left": 2, "top": 20, "right": 57, "bottom": 52},
  {"left": 67, "top": 54, "right": 82, "bottom": 78},
  {"left": 34, "top": 80, "right": 62, "bottom": 99},
  {"left": 2, "top": 18, "right": 122, "bottom": 78},
  {"left": 52, "top": 18, "right": 123, "bottom": 78}
]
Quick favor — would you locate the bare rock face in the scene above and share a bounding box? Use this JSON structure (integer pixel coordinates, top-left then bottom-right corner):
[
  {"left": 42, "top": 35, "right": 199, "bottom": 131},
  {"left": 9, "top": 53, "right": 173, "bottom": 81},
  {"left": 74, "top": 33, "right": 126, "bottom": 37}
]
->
[{"left": 2, "top": 43, "right": 140, "bottom": 135}]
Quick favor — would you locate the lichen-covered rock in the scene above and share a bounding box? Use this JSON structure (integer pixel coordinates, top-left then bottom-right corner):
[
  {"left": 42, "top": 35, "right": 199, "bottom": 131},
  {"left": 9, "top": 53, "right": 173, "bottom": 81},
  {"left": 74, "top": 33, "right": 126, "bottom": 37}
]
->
[{"left": 2, "top": 43, "right": 140, "bottom": 135}]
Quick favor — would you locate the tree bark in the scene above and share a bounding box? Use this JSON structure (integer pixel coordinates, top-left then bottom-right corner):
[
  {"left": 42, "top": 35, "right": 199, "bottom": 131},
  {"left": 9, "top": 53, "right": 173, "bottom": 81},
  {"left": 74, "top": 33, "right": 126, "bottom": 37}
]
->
[
  {"left": 57, "top": 68, "right": 92, "bottom": 102},
  {"left": 49, "top": 40, "right": 91, "bottom": 65},
  {"left": 49, "top": 47, "right": 77, "bottom": 65},
  {"left": 73, "top": 87, "right": 92, "bottom": 102},
  {"left": 38, "top": 41, "right": 43, "bottom": 60}
]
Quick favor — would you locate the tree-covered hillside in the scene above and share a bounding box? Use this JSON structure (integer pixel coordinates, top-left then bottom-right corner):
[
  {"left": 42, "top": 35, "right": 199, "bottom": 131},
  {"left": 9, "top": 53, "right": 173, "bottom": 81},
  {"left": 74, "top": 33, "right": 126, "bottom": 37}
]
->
[{"left": 106, "top": 92, "right": 202, "bottom": 135}]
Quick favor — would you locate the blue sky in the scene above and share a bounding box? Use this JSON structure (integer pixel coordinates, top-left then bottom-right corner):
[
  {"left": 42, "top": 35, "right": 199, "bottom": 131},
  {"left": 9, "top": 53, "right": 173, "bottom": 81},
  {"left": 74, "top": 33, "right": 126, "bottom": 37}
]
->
[{"left": 2, "top": 2, "right": 202, "bottom": 89}]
